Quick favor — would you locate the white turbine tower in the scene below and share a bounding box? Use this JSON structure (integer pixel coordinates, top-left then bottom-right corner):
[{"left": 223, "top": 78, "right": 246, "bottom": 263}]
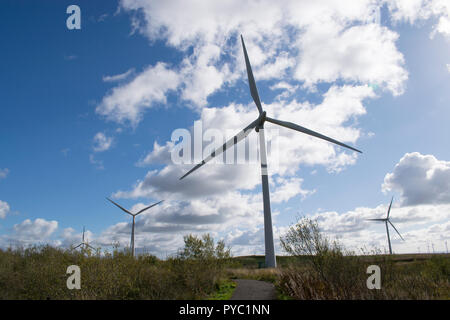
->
[
  {"left": 107, "top": 198, "right": 163, "bottom": 257},
  {"left": 180, "top": 35, "right": 362, "bottom": 268},
  {"left": 367, "top": 196, "right": 404, "bottom": 255},
  {"left": 73, "top": 226, "right": 95, "bottom": 252}
]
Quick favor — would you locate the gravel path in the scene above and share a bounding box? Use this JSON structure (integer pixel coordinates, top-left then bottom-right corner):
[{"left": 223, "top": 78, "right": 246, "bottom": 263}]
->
[{"left": 230, "top": 279, "right": 277, "bottom": 300}]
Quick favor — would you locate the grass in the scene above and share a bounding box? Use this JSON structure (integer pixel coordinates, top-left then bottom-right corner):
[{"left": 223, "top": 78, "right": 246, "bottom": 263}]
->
[
  {"left": 0, "top": 230, "right": 448, "bottom": 300},
  {"left": 0, "top": 234, "right": 233, "bottom": 300},
  {"left": 207, "top": 279, "right": 237, "bottom": 300},
  {"left": 229, "top": 254, "right": 450, "bottom": 300},
  {"left": 226, "top": 266, "right": 280, "bottom": 283}
]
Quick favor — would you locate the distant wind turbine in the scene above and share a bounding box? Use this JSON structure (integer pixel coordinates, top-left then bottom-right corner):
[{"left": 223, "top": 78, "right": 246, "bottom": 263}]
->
[
  {"left": 107, "top": 198, "right": 163, "bottom": 257},
  {"left": 73, "top": 226, "right": 96, "bottom": 251},
  {"left": 367, "top": 196, "right": 404, "bottom": 255},
  {"left": 180, "top": 35, "right": 362, "bottom": 268}
]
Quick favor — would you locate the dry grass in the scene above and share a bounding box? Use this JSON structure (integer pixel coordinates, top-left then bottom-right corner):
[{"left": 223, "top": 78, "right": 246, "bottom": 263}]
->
[
  {"left": 276, "top": 217, "right": 450, "bottom": 300},
  {"left": 226, "top": 267, "right": 281, "bottom": 283},
  {"left": 0, "top": 234, "right": 232, "bottom": 300},
  {"left": 279, "top": 257, "right": 450, "bottom": 299}
]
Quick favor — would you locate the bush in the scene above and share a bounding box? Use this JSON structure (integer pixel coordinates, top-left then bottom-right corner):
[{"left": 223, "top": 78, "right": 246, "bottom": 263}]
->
[
  {"left": 0, "top": 233, "right": 232, "bottom": 300},
  {"left": 278, "top": 217, "right": 450, "bottom": 300}
]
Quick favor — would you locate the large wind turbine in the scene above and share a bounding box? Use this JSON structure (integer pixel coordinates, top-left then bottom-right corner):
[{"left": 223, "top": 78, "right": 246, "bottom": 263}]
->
[
  {"left": 179, "top": 35, "right": 362, "bottom": 268},
  {"left": 73, "top": 226, "right": 96, "bottom": 251},
  {"left": 107, "top": 198, "right": 163, "bottom": 257},
  {"left": 367, "top": 196, "right": 404, "bottom": 255}
]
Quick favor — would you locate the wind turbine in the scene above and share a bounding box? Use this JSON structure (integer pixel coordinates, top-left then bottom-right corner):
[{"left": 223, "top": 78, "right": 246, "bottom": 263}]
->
[
  {"left": 73, "top": 226, "right": 96, "bottom": 252},
  {"left": 367, "top": 196, "right": 404, "bottom": 255},
  {"left": 107, "top": 198, "right": 163, "bottom": 257},
  {"left": 179, "top": 35, "right": 362, "bottom": 268}
]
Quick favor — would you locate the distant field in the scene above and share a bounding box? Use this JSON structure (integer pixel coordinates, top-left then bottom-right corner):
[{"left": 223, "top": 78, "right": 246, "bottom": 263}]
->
[{"left": 232, "top": 253, "right": 450, "bottom": 268}]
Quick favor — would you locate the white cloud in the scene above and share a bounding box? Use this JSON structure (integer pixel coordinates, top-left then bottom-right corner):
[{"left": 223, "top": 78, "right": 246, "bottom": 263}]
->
[
  {"left": 0, "top": 200, "right": 10, "bottom": 219},
  {"left": 96, "top": 195, "right": 265, "bottom": 256},
  {"left": 179, "top": 43, "right": 235, "bottom": 107},
  {"left": 270, "top": 81, "right": 299, "bottom": 100},
  {"left": 103, "top": 0, "right": 409, "bottom": 124},
  {"left": 136, "top": 141, "right": 175, "bottom": 166},
  {"left": 96, "top": 62, "right": 181, "bottom": 126},
  {"left": 93, "top": 132, "right": 114, "bottom": 152},
  {"left": 294, "top": 23, "right": 408, "bottom": 95},
  {"left": 60, "top": 227, "right": 96, "bottom": 248},
  {"left": 304, "top": 202, "right": 450, "bottom": 254},
  {"left": 114, "top": 83, "right": 370, "bottom": 225},
  {"left": 387, "top": 0, "right": 450, "bottom": 38},
  {"left": 271, "top": 177, "right": 314, "bottom": 203},
  {"left": 0, "top": 168, "right": 9, "bottom": 180},
  {"left": 102, "top": 68, "right": 135, "bottom": 82},
  {"left": 254, "top": 52, "right": 295, "bottom": 81},
  {"left": 12, "top": 218, "right": 58, "bottom": 242},
  {"left": 382, "top": 152, "right": 450, "bottom": 206}
]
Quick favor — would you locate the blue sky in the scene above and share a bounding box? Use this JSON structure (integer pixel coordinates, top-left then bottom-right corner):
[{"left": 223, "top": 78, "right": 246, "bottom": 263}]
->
[{"left": 0, "top": 0, "right": 449, "bottom": 256}]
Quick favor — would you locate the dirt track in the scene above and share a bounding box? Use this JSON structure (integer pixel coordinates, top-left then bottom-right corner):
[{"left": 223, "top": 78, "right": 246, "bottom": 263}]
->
[{"left": 230, "top": 279, "right": 277, "bottom": 300}]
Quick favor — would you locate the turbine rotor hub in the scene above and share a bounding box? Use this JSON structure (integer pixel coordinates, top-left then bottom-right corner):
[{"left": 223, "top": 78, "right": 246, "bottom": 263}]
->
[{"left": 255, "top": 111, "right": 266, "bottom": 132}]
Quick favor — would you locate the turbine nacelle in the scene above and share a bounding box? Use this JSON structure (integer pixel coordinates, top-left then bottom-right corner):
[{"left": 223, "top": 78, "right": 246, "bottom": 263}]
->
[{"left": 255, "top": 111, "right": 267, "bottom": 132}]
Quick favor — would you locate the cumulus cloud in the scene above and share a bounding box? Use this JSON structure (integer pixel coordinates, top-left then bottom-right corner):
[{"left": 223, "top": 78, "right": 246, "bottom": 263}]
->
[
  {"left": 302, "top": 202, "right": 450, "bottom": 254},
  {"left": 294, "top": 23, "right": 408, "bottom": 95},
  {"left": 93, "top": 132, "right": 114, "bottom": 152},
  {"left": 0, "top": 200, "right": 10, "bottom": 219},
  {"left": 136, "top": 141, "right": 175, "bottom": 166},
  {"left": 91, "top": 0, "right": 410, "bottom": 126},
  {"left": 60, "top": 227, "right": 95, "bottom": 248},
  {"left": 382, "top": 152, "right": 450, "bottom": 206},
  {"left": 124, "top": 83, "right": 369, "bottom": 201},
  {"left": 96, "top": 62, "right": 181, "bottom": 125},
  {"left": 96, "top": 196, "right": 263, "bottom": 256},
  {"left": 387, "top": 0, "right": 450, "bottom": 38},
  {"left": 11, "top": 218, "right": 58, "bottom": 243}
]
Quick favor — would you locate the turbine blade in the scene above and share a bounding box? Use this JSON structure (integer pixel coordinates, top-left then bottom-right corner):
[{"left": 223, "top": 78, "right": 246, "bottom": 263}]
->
[
  {"left": 135, "top": 200, "right": 164, "bottom": 215},
  {"left": 265, "top": 117, "right": 362, "bottom": 153},
  {"left": 388, "top": 220, "right": 404, "bottom": 241},
  {"left": 366, "top": 218, "right": 386, "bottom": 221},
  {"left": 180, "top": 118, "right": 259, "bottom": 180},
  {"left": 106, "top": 198, "right": 133, "bottom": 216},
  {"left": 387, "top": 196, "right": 394, "bottom": 219},
  {"left": 73, "top": 243, "right": 83, "bottom": 249},
  {"left": 241, "top": 35, "right": 263, "bottom": 114}
]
